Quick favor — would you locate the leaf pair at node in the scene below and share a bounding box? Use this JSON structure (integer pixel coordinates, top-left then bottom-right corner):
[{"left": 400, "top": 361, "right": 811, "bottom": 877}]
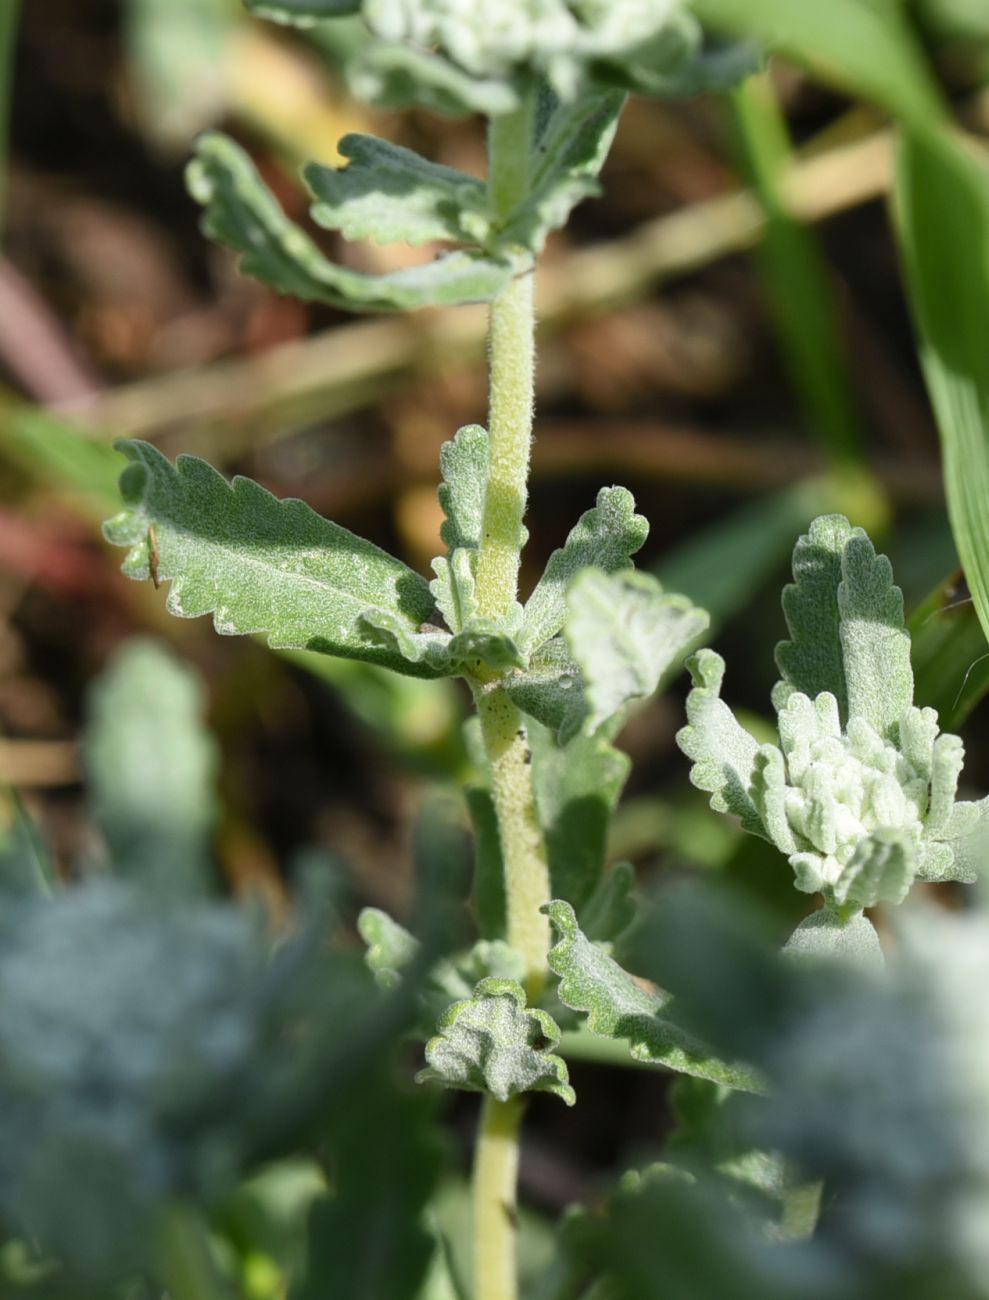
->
[{"left": 678, "top": 514, "right": 988, "bottom": 926}]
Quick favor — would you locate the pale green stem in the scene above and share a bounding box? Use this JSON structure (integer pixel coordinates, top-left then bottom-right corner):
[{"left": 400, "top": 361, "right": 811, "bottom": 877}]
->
[
  {"left": 469, "top": 91, "right": 552, "bottom": 1300},
  {"left": 0, "top": 0, "right": 19, "bottom": 240},
  {"left": 473, "top": 1094, "right": 524, "bottom": 1300}
]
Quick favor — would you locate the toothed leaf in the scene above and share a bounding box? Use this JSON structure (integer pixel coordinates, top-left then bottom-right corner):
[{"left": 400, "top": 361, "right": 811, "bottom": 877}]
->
[
  {"left": 545, "top": 901, "right": 762, "bottom": 1092},
  {"left": 519, "top": 486, "right": 648, "bottom": 654},
  {"left": 833, "top": 831, "right": 915, "bottom": 908},
  {"left": 838, "top": 532, "right": 913, "bottom": 739},
  {"left": 431, "top": 549, "right": 478, "bottom": 635},
  {"left": 305, "top": 134, "right": 491, "bottom": 248},
  {"left": 186, "top": 133, "right": 512, "bottom": 312},
  {"left": 676, "top": 650, "right": 767, "bottom": 838},
  {"left": 244, "top": 0, "right": 359, "bottom": 24},
  {"left": 498, "top": 88, "right": 625, "bottom": 254},
  {"left": 358, "top": 908, "right": 419, "bottom": 990},
  {"left": 418, "top": 978, "right": 574, "bottom": 1105},
  {"left": 103, "top": 440, "right": 442, "bottom": 678},
  {"left": 774, "top": 514, "right": 854, "bottom": 716},
  {"left": 436, "top": 425, "right": 488, "bottom": 553},
  {"left": 567, "top": 569, "right": 709, "bottom": 734}
]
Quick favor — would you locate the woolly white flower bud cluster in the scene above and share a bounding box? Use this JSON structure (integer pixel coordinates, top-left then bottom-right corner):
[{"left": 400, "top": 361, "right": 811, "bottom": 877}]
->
[
  {"left": 756, "top": 691, "right": 964, "bottom": 901},
  {"left": 364, "top": 0, "right": 684, "bottom": 94}
]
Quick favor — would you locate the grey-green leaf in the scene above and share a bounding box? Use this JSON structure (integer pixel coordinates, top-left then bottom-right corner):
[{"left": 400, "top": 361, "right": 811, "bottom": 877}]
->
[
  {"left": 782, "top": 906, "right": 884, "bottom": 971},
  {"left": 676, "top": 650, "right": 767, "bottom": 839},
  {"left": 519, "top": 486, "right": 648, "bottom": 654},
  {"left": 838, "top": 531, "right": 913, "bottom": 739},
  {"left": 103, "top": 440, "right": 442, "bottom": 678},
  {"left": 833, "top": 830, "right": 915, "bottom": 909},
  {"left": 186, "top": 133, "right": 513, "bottom": 312},
  {"left": 305, "top": 134, "right": 491, "bottom": 248},
  {"left": 567, "top": 569, "right": 709, "bottom": 734},
  {"left": 84, "top": 640, "right": 218, "bottom": 897},
  {"left": 358, "top": 907, "right": 419, "bottom": 990},
  {"left": 437, "top": 425, "right": 488, "bottom": 554},
  {"left": 505, "top": 638, "right": 587, "bottom": 741},
  {"left": 545, "top": 901, "right": 762, "bottom": 1092},
  {"left": 244, "top": 0, "right": 360, "bottom": 24},
  {"left": 418, "top": 978, "right": 575, "bottom": 1105},
  {"left": 347, "top": 41, "right": 520, "bottom": 117},
  {"left": 774, "top": 513, "right": 854, "bottom": 717},
  {"left": 529, "top": 720, "right": 631, "bottom": 915},
  {"left": 498, "top": 88, "right": 625, "bottom": 255}
]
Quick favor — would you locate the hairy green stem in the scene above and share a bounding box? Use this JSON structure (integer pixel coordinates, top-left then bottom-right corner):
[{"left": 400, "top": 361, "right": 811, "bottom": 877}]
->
[
  {"left": 470, "top": 91, "right": 552, "bottom": 1300},
  {"left": 0, "top": 0, "right": 19, "bottom": 240},
  {"left": 473, "top": 1094, "right": 524, "bottom": 1300}
]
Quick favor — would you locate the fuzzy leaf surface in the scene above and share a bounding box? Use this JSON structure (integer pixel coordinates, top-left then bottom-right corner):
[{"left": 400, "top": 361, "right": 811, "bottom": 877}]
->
[
  {"left": 529, "top": 720, "right": 631, "bottom": 914},
  {"left": 498, "top": 88, "right": 625, "bottom": 254},
  {"left": 505, "top": 637, "right": 587, "bottom": 741},
  {"left": 245, "top": 0, "right": 359, "bottom": 23},
  {"left": 187, "top": 133, "right": 512, "bottom": 312},
  {"left": 305, "top": 134, "right": 491, "bottom": 248},
  {"left": 545, "top": 901, "right": 762, "bottom": 1092},
  {"left": 103, "top": 440, "right": 442, "bottom": 677},
  {"left": 833, "top": 831, "right": 914, "bottom": 908},
  {"left": 519, "top": 486, "right": 648, "bottom": 654},
  {"left": 677, "top": 650, "right": 767, "bottom": 838},
  {"left": 568, "top": 569, "right": 709, "bottom": 734},
  {"left": 782, "top": 906, "right": 884, "bottom": 971},
  {"left": 837, "top": 532, "right": 913, "bottom": 739},
  {"left": 83, "top": 639, "right": 218, "bottom": 897},
  {"left": 774, "top": 513, "right": 853, "bottom": 716},
  {"left": 418, "top": 978, "right": 574, "bottom": 1105},
  {"left": 347, "top": 40, "right": 520, "bottom": 117}
]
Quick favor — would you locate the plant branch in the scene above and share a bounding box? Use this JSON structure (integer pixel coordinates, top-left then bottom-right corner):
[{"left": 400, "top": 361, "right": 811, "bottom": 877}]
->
[{"left": 473, "top": 1095, "right": 524, "bottom": 1300}]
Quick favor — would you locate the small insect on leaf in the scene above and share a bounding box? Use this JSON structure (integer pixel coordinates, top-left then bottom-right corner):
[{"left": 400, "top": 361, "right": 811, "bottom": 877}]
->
[{"left": 147, "top": 524, "right": 161, "bottom": 590}]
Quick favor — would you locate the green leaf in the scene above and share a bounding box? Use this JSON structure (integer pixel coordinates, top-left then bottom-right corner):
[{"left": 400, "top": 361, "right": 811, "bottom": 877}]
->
[
  {"left": 293, "top": 1059, "right": 444, "bottom": 1300},
  {"left": 83, "top": 639, "right": 218, "bottom": 897},
  {"left": 519, "top": 486, "right": 648, "bottom": 655},
  {"left": 103, "top": 440, "right": 442, "bottom": 678},
  {"left": 577, "top": 860, "right": 637, "bottom": 947},
  {"left": 347, "top": 40, "right": 520, "bottom": 117},
  {"left": 498, "top": 87, "right": 625, "bottom": 255},
  {"left": 782, "top": 906, "right": 884, "bottom": 971},
  {"left": 305, "top": 134, "right": 491, "bottom": 248},
  {"left": 186, "top": 133, "right": 513, "bottom": 313},
  {"left": 358, "top": 907, "right": 418, "bottom": 990},
  {"left": 245, "top": 0, "right": 360, "bottom": 24},
  {"left": 676, "top": 650, "right": 767, "bottom": 839},
  {"left": 505, "top": 638, "right": 586, "bottom": 741},
  {"left": 567, "top": 569, "right": 709, "bottom": 735},
  {"left": 545, "top": 901, "right": 762, "bottom": 1092},
  {"left": 833, "top": 830, "right": 915, "bottom": 908},
  {"left": 895, "top": 130, "right": 989, "bottom": 660},
  {"left": 529, "top": 720, "right": 631, "bottom": 915},
  {"left": 774, "top": 513, "right": 855, "bottom": 716},
  {"left": 837, "top": 531, "right": 913, "bottom": 739},
  {"left": 418, "top": 977, "right": 575, "bottom": 1105},
  {"left": 691, "top": 0, "right": 946, "bottom": 128},
  {"left": 437, "top": 424, "right": 488, "bottom": 554},
  {"left": 931, "top": 796, "right": 988, "bottom": 884},
  {"left": 465, "top": 784, "right": 506, "bottom": 940}
]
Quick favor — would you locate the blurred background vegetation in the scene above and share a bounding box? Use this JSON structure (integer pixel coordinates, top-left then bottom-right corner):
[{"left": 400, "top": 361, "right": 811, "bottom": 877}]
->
[{"left": 3, "top": 0, "right": 989, "bottom": 1252}]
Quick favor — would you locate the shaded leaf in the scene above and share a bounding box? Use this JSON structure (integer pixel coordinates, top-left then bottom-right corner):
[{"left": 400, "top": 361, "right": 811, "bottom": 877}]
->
[
  {"left": 773, "top": 513, "right": 854, "bottom": 717},
  {"left": 83, "top": 639, "right": 217, "bottom": 898},
  {"left": 418, "top": 977, "right": 575, "bottom": 1105},
  {"left": 358, "top": 908, "right": 418, "bottom": 990},
  {"left": 498, "top": 87, "right": 625, "bottom": 254},
  {"left": 519, "top": 486, "right": 648, "bottom": 655},
  {"left": 577, "top": 860, "right": 637, "bottom": 947},
  {"left": 505, "top": 637, "right": 587, "bottom": 741},
  {"left": 103, "top": 440, "right": 441, "bottom": 678},
  {"left": 545, "top": 901, "right": 762, "bottom": 1092},
  {"left": 567, "top": 569, "right": 708, "bottom": 734},
  {"left": 305, "top": 134, "right": 490, "bottom": 247},
  {"left": 186, "top": 133, "right": 513, "bottom": 312}
]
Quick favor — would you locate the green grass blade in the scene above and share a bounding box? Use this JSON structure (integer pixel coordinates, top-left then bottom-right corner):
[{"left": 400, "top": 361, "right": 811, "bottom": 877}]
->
[
  {"left": 729, "top": 76, "right": 863, "bottom": 469},
  {"left": 894, "top": 129, "right": 989, "bottom": 653},
  {"left": 693, "top": 0, "right": 946, "bottom": 126},
  {"left": 909, "top": 571, "right": 989, "bottom": 730}
]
